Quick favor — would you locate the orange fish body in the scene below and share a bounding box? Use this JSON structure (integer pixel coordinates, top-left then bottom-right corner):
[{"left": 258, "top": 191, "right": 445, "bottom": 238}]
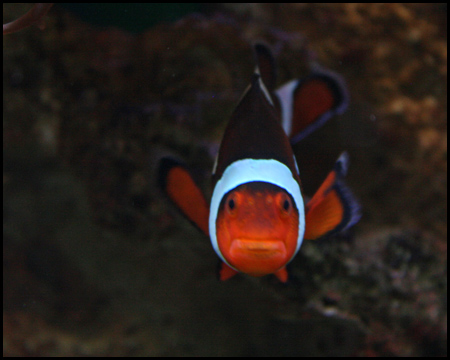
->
[{"left": 158, "top": 44, "right": 360, "bottom": 282}]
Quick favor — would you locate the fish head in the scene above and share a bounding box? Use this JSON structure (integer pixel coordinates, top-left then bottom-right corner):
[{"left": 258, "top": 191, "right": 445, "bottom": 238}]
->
[{"left": 215, "top": 182, "right": 299, "bottom": 276}]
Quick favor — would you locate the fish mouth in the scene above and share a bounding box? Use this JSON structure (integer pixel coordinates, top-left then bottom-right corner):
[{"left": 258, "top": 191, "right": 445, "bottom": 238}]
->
[{"left": 230, "top": 239, "right": 286, "bottom": 259}]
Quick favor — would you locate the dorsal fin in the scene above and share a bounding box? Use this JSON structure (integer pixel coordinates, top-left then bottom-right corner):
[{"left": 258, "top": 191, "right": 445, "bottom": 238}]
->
[
  {"left": 213, "top": 42, "right": 299, "bottom": 183},
  {"left": 253, "top": 42, "right": 277, "bottom": 92}
]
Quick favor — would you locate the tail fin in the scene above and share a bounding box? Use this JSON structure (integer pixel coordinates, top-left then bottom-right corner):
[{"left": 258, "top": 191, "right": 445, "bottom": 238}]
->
[
  {"left": 157, "top": 157, "right": 210, "bottom": 236},
  {"left": 304, "top": 152, "right": 361, "bottom": 240},
  {"left": 275, "top": 65, "right": 349, "bottom": 144}
]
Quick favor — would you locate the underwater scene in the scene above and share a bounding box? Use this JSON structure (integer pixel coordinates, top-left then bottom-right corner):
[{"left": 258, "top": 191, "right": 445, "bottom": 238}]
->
[{"left": 3, "top": 4, "right": 447, "bottom": 356}]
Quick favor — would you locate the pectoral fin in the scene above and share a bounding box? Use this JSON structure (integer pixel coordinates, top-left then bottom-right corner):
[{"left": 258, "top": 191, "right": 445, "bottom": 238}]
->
[
  {"left": 304, "top": 152, "right": 361, "bottom": 240},
  {"left": 158, "top": 157, "right": 209, "bottom": 236}
]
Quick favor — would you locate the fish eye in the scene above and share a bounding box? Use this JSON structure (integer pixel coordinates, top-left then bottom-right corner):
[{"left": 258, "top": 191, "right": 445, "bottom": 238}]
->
[
  {"left": 228, "top": 198, "right": 235, "bottom": 210},
  {"left": 226, "top": 193, "right": 239, "bottom": 215},
  {"left": 276, "top": 192, "right": 292, "bottom": 215}
]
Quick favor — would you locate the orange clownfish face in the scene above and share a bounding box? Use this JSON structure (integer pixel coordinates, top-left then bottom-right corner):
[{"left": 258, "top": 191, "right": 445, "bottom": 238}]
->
[{"left": 216, "top": 182, "right": 299, "bottom": 277}]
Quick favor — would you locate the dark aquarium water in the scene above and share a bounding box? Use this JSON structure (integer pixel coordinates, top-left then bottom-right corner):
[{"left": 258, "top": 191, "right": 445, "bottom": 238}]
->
[{"left": 3, "top": 4, "right": 447, "bottom": 356}]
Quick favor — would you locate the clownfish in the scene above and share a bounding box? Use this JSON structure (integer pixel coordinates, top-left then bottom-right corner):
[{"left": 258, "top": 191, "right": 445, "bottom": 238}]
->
[{"left": 158, "top": 43, "right": 361, "bottom": 282}]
